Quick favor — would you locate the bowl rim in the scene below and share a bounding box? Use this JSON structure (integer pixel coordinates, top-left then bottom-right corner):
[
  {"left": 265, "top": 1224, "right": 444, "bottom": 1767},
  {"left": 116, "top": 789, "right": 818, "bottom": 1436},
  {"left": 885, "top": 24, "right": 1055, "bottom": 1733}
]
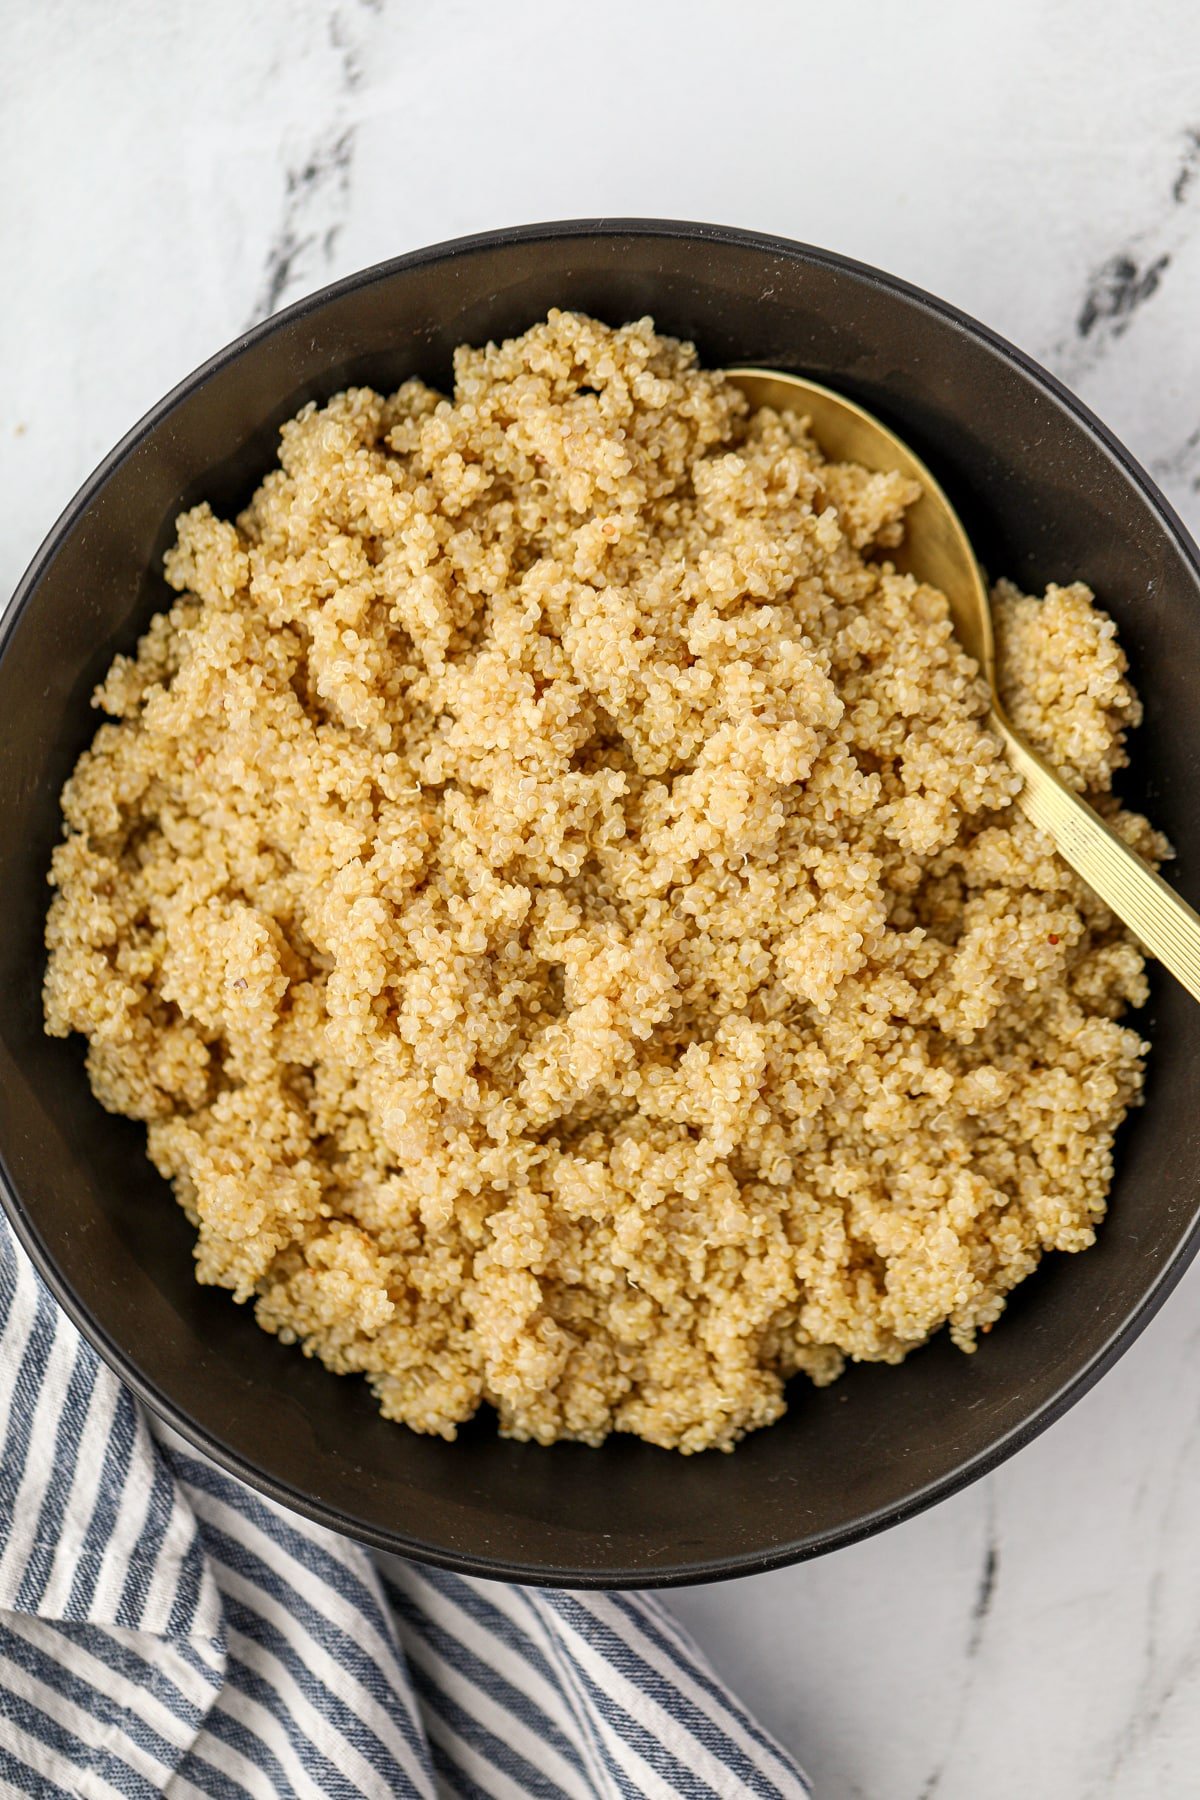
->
[{"left": 5, "top": 215, "right": 1200, "bottom": 1588}]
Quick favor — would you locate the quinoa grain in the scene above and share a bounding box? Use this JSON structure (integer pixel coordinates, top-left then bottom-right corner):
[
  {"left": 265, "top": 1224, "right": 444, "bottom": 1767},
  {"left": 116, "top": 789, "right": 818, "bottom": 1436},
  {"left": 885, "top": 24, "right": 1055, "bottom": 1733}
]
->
[{"left": 43, "top": 312, "right": 1163, "bottom": 1452}]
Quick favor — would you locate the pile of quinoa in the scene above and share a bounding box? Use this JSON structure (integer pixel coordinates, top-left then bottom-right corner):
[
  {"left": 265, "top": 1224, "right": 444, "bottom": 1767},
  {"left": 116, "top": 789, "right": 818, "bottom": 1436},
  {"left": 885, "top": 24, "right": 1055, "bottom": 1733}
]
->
[{"left": 43, "top": 311, "right": 1165, "bottom": 1452}]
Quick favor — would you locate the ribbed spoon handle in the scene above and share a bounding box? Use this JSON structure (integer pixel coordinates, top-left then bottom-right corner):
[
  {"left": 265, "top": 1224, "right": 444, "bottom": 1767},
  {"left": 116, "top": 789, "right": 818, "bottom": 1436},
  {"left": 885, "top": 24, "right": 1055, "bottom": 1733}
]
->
[{"left": 995, "top": 712, "right": 1200, "bottom": 1003}]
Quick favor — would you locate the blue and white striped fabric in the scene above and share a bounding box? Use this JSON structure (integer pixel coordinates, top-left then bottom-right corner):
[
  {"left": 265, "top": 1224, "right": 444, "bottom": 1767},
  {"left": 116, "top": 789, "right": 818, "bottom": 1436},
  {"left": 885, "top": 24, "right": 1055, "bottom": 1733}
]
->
[{"left": 0, "top": 1219, "right": 811, "bottom": 1799}]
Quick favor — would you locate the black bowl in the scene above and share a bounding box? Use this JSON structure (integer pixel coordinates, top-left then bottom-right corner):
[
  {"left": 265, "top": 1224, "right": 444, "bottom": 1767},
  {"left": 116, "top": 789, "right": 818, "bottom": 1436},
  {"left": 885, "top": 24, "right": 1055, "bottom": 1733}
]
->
[{"left": 4, "top": 220, "right": 1200, "bottom": 1588}]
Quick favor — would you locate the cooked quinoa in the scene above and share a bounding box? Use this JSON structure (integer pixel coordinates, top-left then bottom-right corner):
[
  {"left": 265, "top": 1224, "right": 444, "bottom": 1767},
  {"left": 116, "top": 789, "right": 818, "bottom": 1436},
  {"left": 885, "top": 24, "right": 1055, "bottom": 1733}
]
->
[{"left": 43, "top": 311, "right": 1165, "bottom": 1452}]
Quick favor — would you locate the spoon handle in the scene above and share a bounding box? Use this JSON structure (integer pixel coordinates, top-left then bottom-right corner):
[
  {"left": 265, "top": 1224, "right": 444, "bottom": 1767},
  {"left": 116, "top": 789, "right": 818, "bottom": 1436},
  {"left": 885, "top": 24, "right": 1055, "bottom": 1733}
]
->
[{"left": 993, "top": 713, "right": 1200, "bottom": 1003}]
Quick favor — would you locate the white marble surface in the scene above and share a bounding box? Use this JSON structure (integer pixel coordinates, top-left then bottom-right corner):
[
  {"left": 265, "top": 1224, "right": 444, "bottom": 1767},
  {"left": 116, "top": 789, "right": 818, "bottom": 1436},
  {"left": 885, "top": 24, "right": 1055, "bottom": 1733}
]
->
[{"left": 4, "top": 3, "right": 1200, "bottom": 1793}]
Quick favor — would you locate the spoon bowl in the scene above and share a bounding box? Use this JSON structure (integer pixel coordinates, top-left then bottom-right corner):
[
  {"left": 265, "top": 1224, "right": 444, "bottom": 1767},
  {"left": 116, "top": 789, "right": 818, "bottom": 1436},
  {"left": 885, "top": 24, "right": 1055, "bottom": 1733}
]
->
[
  {"left": 728, "top": 366, "right": 1200, "bottom": 1005},
  {"left": 726, "top": 369, "right": 996, "bottom": 679}
]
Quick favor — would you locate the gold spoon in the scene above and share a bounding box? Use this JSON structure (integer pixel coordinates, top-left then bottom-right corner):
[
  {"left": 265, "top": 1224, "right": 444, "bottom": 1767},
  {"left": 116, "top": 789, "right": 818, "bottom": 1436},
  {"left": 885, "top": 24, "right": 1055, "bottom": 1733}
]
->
[{"left": 727, "top": 368, "right": 1200, "bottom": 1003}]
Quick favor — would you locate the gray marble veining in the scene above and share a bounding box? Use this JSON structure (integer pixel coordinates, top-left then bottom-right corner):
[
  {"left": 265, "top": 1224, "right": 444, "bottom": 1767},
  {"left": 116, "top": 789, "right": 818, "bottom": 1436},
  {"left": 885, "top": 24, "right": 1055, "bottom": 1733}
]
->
[{"left": 3, "top": 3, "right": 1200, "bottom": 1794}]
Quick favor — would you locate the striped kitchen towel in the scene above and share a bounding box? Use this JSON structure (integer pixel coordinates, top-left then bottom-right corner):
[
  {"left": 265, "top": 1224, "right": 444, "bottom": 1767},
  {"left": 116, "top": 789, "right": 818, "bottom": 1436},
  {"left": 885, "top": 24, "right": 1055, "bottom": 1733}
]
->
[{"left": 0, "top": 1218, "right": 811, "bottom": 1799}]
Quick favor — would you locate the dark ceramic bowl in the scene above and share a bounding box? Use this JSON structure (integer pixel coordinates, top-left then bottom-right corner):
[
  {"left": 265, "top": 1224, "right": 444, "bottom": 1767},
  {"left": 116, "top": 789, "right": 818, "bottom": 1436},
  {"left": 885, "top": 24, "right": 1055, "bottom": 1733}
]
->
[{"left": 3, "top": 220, "right": 1200, "bottom": 1588}]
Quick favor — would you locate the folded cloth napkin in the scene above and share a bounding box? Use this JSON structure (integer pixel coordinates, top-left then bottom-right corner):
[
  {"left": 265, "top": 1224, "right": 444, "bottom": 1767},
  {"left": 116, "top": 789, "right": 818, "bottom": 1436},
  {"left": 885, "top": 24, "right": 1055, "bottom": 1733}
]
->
[{"left": 0, "top": 1220, "right": 810, "bottom": 1800}]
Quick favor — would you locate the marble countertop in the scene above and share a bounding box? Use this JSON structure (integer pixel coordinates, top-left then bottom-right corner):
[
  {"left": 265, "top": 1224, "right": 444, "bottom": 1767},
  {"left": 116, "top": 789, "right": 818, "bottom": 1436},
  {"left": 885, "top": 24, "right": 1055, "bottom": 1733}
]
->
[{"left": 4, "top": 3, "right": 1200, "bottom": 1793}]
